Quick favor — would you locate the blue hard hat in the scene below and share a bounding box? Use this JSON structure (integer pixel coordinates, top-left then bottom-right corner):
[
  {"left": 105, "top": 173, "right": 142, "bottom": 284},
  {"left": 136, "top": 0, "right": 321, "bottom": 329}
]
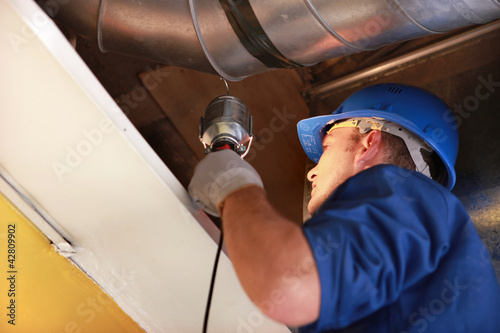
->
[{"left": 297, "top": 83, "right": 459, "bottom": 189}]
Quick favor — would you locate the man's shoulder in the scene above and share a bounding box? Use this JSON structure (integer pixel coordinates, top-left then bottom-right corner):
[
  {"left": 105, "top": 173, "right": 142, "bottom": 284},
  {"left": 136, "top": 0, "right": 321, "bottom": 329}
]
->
[{"left": 315, "top": 164, "right": 464, "bottom": 224}]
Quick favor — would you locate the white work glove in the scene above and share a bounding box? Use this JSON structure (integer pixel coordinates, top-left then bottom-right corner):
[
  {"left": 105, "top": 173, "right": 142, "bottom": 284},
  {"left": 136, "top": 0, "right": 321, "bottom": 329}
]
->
[{"left": 188, "top": 150, "right": 264, "bottom": 217}]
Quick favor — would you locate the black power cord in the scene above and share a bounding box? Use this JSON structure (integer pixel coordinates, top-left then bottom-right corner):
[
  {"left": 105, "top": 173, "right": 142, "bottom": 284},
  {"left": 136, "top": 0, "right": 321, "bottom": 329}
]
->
[{"left": 202, "top": 229, "right": 224, "bottom": 333}]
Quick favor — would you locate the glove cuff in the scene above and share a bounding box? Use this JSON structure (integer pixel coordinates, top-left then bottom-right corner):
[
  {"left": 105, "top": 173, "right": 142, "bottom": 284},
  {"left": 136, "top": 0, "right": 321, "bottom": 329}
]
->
[{"left": 210, "top": 166, "right": 264, "bottom": 209}]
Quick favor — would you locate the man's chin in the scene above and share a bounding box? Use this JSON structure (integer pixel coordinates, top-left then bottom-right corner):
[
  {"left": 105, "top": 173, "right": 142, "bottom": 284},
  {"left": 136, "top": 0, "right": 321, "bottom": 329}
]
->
[
  {"left": 308, "top": 192, "right": 331, "bottom": 215},
  {"left": 307, "top": 200, "right": 318, "bottom": 216}
]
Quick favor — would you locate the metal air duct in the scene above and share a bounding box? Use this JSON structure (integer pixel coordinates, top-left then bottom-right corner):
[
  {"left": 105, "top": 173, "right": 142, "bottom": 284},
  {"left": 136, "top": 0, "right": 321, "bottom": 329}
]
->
[{"left": 38, "top": 0, "right": 500, "bottom": 81}]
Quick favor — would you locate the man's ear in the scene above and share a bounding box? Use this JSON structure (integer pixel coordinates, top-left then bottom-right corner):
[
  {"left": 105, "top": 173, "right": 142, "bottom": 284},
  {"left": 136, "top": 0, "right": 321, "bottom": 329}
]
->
[{"left": 354, "top": 130, "right": 383, "bottom": 169}]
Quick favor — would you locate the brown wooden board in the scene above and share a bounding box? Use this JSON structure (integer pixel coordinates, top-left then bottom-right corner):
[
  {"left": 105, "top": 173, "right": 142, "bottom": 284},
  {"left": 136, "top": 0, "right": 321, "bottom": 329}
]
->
[{"left": 140, "top": 67, "right": 310, "bottom": 223}]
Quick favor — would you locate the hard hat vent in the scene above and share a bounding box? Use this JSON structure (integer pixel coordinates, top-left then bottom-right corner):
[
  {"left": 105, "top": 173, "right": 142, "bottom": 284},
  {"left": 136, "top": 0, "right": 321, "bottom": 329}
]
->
[{"left": 388, "top": 86, "right": 403, "bottom": 94}]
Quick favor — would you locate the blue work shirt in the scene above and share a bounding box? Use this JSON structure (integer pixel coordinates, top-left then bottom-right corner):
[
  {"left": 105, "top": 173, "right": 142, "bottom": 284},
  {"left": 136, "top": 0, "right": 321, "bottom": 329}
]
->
[{"left": 301, "top": 165, "right": 500, "bottom": 333}]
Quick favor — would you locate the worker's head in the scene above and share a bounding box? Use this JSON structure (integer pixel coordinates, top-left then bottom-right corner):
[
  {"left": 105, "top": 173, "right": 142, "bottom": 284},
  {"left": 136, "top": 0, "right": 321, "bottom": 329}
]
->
[{"left": 297, "top": 83, "right": 459, "bottom": 214}]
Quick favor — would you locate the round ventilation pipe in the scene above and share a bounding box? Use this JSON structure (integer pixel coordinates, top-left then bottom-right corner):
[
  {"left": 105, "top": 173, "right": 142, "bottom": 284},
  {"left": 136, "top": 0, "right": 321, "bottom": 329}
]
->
[{"left": 37, "top": 0, "right": 500, "bottom": 81}]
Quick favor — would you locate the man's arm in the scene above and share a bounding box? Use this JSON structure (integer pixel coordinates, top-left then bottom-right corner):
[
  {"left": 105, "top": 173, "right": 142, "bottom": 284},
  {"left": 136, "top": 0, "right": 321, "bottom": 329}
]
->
[
  {"left": 222, "top": 186, "right": 321, "bottom": 327},
  {"left": 188, "top": 150, "right": 320, "bottom": 326}
]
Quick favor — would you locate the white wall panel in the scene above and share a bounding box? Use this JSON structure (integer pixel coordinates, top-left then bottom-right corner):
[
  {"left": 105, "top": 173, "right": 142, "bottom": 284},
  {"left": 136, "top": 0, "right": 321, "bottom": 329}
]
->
[{"left": 0, "top": 1, "right": 290, "bottom": 331}]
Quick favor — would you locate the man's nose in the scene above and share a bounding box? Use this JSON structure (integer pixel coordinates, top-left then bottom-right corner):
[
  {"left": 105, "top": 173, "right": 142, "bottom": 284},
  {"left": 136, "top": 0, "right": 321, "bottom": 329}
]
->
[{"left": 307, "top": 166, "right": 318, "bottom": 182}]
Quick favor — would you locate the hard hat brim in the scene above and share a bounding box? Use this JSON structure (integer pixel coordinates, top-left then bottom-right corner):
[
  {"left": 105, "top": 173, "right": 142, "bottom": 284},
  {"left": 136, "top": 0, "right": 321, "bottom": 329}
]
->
[{"left": 297, "top": 110, "right": 457, "bottom": 190}]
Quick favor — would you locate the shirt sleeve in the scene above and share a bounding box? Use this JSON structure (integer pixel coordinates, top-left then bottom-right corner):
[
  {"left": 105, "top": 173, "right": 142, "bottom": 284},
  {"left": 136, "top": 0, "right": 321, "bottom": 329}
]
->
[{"left": 301, "top": 166, "right": 454, "bottom": 332}]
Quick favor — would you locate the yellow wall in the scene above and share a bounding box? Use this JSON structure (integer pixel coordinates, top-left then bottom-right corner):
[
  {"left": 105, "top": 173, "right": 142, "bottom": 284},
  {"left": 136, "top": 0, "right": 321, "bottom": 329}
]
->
[{"left": 0, "top": 192, "right": 145, "bottom": 333}]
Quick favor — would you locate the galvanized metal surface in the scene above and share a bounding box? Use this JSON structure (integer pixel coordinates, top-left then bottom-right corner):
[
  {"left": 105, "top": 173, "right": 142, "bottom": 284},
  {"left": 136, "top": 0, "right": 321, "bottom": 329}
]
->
[
  {"left": 305, "top": 21, "right": 500, "bottom": 100},
  {"left": 98, "top": 0, "right": 214, "bottom": 73},
  {"left": 38, "top": 0, "right": 500, "bottom": 80}
]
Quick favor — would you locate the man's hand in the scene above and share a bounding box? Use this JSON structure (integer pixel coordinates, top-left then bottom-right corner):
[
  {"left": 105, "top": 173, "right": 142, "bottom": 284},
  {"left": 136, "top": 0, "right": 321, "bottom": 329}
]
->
[{"left": 188, "top": 150, "right": 264, "bottom": 216}]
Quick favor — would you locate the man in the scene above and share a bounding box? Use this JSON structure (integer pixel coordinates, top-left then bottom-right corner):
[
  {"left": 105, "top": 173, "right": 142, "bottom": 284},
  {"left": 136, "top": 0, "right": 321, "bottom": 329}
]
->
[{"left": 189, "top": 83, "right": 500, "bottom": 332}]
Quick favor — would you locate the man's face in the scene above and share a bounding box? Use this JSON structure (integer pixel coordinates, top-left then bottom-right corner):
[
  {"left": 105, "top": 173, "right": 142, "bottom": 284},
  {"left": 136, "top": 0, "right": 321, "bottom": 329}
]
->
[{"left": 307, "top": 127, "right": 359, "bottom": 214}]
